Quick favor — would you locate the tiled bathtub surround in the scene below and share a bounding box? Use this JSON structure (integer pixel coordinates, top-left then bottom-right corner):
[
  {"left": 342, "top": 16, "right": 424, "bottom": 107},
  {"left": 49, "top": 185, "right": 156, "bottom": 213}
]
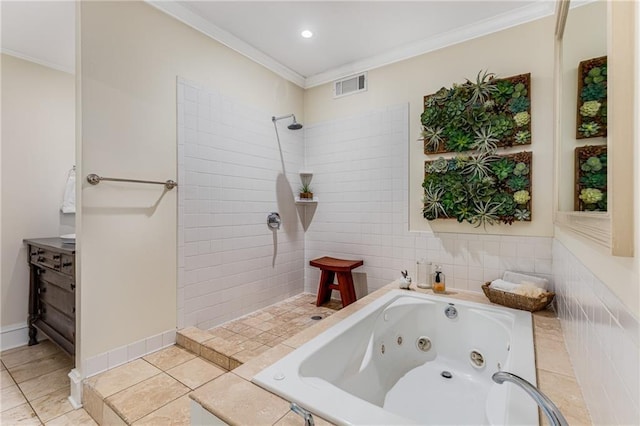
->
[
  {"left": 304, "top": 104, "right": 553, "bottom": 294},
  {"left": 553, "top": 240, "right": 639, "bottom": 424},
  {"left": 177, "top": 78, "right": 305, "bottom": 330}
]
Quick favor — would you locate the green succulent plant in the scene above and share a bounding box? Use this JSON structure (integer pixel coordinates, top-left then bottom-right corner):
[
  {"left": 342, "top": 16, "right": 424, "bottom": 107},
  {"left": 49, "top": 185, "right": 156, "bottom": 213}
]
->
[
  {"left": 466, "top": 70, "right": 497, "bottom": 105},
  {"left": 578, "top": 122, "right": 601, "bottom": 137},
  {"left": 421, "top": 105, "right": 443, "bottom": 128},
  {"left": 515, "top": 131, "right": 531, "bottom": 144},
  {"left": 581, "top": 156, "right": 603, "bottom": 172},
  {"left": 512, "top": 82, "right": 528, "bottom": 99},
  {"left": 466, "top": 105, "right": 492, "bottom": 131},
  {"left": 472, "top": 127, "right": 499, "bottom": 153},
  {"left": 469, "top": 200, "right": 502, "bottom": 229},
  {"left": 491, "top": 157, "right": 515, "bottom": 181},
  {"left": 514, "top": 208, "right": 531, "bottom": 221},
  {"left": 483, "top": 99, "right": 496, "bottom": 110},
  {"left": 426, "top": 157, "right": 449, "bottom": 174},
  {"left": 493, "top": 80, "right": 515, "bottom": 104},
  {"left": 513, "top": 162, "right": 530, "bottom": 176},
  {"left": 509, "top": 97, "right": 530, "bottom": 114},
  {"left": 491, "top": 114, "right": 515, "bottom": 139},
  {"left": 579, "top": 188, "right": 604, "bottom": 204},
  {"left": 467, "top": 177, "right": 498, "bottom": 203},
  {"left": 507, "top": 175, "right": 530, "bottom": 191},
  {"left": 445, "top": 130, "right": 474, "bottom": 152},
  {"left": 492, "top": 192, "right": 517, "bottom": 216},
  {"left": 421, "top": 126, "right": 444, "bottom": 152},
  {"left": 580, "top": 172, "right": 606, "bottom": 188},
  {"left": 422, "top": 183, "right": 447, "bottom": 220},
  {"left": 580, "top": 100, "right": 601, "bottom": 117},
  {"left": 453, "top": 204, "right": 474, "bottom": 223},
  {"left": 581, "top": 83, "right": 606, "bottom": 101},
  {"left": 513, "top": 190, "right": 531, "bottom": 205},
  {"left": 514, "top": 111, "right": 530, "bottom": 127},
  {"left": 584, "top": 66, "right": 606, "bottom": 85}
]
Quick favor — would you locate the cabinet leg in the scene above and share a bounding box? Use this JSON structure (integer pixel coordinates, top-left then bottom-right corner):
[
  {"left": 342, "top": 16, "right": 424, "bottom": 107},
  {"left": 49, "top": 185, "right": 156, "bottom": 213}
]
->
[{"left": 28, "top": 317, "right": 38, "bottom": 346}]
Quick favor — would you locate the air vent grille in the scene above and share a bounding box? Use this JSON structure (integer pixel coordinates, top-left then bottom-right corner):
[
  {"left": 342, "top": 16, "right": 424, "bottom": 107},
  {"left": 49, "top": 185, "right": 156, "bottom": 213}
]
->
[{"left": 334, "top": 72, "right": 367, "bottom": 98}]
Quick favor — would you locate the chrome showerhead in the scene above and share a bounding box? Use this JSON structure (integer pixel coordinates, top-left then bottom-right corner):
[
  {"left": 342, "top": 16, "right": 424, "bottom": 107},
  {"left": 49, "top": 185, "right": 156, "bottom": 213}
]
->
[{"left": 272, "top": 114, "right": 303, "bottom": 130}]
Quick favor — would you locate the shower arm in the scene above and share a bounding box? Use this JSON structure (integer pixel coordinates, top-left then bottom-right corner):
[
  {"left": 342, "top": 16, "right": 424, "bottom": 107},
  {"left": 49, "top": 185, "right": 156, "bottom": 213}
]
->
[{"left": 272, "top": 114, "right": 294, "bottom": 122}]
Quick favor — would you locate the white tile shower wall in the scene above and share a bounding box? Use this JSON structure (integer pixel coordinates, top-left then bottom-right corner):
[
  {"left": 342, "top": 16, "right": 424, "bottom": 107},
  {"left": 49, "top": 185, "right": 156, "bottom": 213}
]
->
[
  {"left": 177, "top": 78, "right": 305, "bottom": 330},
  {"left": 553, "top": 240, "right": 639, "bottom": 424},
  {"left": 303, "top": 104, "right": 553, "bottom": 294}
]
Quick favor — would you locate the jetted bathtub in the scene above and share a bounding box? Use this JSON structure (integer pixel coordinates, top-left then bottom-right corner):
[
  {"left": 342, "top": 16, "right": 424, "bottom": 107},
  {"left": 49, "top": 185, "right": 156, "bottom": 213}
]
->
[{"left": 252, "top": 290, "right": 537, "bottom": 425}]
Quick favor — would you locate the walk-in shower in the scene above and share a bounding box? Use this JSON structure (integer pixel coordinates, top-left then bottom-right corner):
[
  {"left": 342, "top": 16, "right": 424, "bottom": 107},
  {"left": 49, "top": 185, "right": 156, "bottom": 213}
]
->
[{"left": 272, "top": 114, "right": 303, "bottom": 130}]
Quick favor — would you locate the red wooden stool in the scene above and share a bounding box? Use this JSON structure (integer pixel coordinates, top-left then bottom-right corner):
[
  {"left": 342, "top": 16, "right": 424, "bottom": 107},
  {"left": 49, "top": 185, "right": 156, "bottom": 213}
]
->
[{"left": 310, "top": 256, "right": 364, "bottom": 307}]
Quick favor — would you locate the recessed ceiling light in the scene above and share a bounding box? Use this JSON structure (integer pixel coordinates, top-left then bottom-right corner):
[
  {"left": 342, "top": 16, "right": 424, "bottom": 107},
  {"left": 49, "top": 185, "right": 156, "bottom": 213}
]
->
[{"left": 301, "top": 30, "right": 313, "bottom": 39}]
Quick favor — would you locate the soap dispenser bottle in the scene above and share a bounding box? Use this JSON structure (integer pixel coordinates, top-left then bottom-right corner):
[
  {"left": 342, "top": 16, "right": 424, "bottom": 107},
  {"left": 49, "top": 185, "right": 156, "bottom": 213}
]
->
[{"left": 432, "top": 265, "right": 446, "bottom": 293}]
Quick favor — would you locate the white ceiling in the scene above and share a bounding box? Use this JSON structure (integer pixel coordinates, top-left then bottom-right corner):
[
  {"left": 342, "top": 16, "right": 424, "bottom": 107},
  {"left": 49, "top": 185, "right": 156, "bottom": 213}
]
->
[
  {"left": 1, "top": 1, "right": 75, "bottom": 74},
  {"left": 1, "top": 1, "right": 556, "bottom": 86}
]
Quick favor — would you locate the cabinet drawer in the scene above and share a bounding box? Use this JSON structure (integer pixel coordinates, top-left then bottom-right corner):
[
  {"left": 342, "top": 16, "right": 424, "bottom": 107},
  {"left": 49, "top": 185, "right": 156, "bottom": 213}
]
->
[
  {"left": 61, "top": 254, "right": 74, "bottom": 275},
  {"left": 30, "top": 248, "right": 62, "bottom": 271},
  {"left": 39, "top": 302, "right": 75, "bottom": 343},
  {"left": 37, "top": 268, "right": 75, "bottom": 292},
  {"left": 39, "top": 281, "right": 74, "bottom": 318}
]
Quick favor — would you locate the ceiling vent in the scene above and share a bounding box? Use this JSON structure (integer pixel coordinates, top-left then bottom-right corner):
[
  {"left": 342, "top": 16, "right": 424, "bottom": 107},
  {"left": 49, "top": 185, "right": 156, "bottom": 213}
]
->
[{"left": 333, "top": 72, "right": 367, "bottom": 98}]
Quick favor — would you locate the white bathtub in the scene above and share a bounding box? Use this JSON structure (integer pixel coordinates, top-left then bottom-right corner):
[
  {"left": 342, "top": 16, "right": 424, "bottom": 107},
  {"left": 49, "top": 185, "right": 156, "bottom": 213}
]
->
[{"left": 253, "top": 290, "right": 537, "bottom": 425}]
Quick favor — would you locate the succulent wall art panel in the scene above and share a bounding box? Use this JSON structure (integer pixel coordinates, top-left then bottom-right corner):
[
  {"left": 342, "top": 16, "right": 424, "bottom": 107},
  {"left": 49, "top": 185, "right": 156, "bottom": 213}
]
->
[
  {"left": 576, "top": 56, "right": 607, "bottom": 139},
  {"left": 575, "top": 145, "right": 607, "bottom": 212},
  {"left": 421, "top": 72, "right": 532, "bottom": 155},
  {"left": 423, "top": 151, "right": 532, "bottom": 228}
]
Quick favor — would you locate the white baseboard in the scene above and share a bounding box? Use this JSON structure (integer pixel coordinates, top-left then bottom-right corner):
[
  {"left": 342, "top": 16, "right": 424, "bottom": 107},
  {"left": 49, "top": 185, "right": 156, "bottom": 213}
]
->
[
  {"left": 0, "top": 323, "right": 45, "bottom": 351},
  {"left": 68, "top": 369, "right": 83, "bottom": 409}
]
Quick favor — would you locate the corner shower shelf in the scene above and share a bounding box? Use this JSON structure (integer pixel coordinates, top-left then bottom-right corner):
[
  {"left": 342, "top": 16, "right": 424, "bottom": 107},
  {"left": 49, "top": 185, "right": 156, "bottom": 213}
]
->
[{"left": 295, "top": 197, "right": 318, "bottom": 205}]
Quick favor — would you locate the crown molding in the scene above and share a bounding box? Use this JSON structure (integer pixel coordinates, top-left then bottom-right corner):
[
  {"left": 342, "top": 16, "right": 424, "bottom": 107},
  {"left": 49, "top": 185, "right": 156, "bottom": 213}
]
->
[
  {"left": 146, "top": 1, "right": 306, "bottom": 88},
  {"left": 148, "top": 1, "right": 555, "bottom": 90},
  {"left": 304, "top": 1, "right": 556, "bottom": 88},
  {"left": 1, "top": 48, "right": 75, "bottom": 75}
]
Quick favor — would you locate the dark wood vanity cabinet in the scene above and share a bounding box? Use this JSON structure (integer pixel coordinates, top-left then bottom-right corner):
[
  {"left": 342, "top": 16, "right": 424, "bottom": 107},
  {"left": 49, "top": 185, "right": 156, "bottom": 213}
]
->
[{"left": 24, "top": 238, "right": 76, "bottom": 357}]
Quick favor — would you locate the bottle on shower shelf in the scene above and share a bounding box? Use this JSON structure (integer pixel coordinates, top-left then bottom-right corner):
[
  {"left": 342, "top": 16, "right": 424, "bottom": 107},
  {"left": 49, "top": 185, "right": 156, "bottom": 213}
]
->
[
  {"left": 432, "top": 265, "right": 446, "bottom": 293},
  {"left": 416, "top": 258, "right": 432, "bottom": 289}
]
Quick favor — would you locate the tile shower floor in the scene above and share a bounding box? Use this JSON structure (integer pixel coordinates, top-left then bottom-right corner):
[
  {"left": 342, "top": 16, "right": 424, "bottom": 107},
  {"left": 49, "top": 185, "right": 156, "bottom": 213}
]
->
[{"left": 81, "top": 293, "right": 341, "bottom": 425}]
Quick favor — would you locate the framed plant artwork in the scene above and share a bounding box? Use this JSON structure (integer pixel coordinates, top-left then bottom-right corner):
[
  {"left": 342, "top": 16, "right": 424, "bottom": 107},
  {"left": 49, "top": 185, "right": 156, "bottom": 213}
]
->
[
  {"left": 423, "top": 151, "right": 532, "bottom": 228},
  {"left": 421, "top": 72, "right": 532, "bottom": 154},
  {"left": 575, "top": 145, "right": 607, "bottom": 211},
  {"left": 576, "top": 56, "right": 607, "bottom": 139}
]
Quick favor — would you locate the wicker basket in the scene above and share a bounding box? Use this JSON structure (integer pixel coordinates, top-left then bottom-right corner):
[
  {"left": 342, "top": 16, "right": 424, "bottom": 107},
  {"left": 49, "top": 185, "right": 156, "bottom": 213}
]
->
[{"left": 482, "top": 282, "right": 555, "bottom": 312}]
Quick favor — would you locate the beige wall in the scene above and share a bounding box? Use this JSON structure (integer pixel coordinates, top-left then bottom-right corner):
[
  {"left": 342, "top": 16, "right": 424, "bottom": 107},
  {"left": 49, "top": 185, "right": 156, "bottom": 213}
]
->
[
  {"left": 1, "top": 54, "right": 75, "bottom": 331},
  {"left": 79, "top": 1, "right": 304, "bottom": 360},
  {"left": 305, "top": 16, "right": 555, "bottom": 237}
]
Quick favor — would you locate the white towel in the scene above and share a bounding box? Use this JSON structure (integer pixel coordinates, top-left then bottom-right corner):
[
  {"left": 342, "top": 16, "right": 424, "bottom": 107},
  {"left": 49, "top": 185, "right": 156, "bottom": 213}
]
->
[
  {"left": 489, "top": 279, "right": 520, "bottom": 293},
  {"left": 503, "top": 271, "right": 548, "bottom": 290},
  {"left": 61, "top": 167, "right": 76, "bottom": 214}
]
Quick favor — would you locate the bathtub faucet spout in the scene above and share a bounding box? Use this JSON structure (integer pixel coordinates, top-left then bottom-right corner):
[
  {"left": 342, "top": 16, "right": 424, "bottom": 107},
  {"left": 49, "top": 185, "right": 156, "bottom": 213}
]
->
[
  {"left": 492, "top": 371, "right": 568, "bottom": 426},
  {"left": 290, "top": 402, "right": 314, "bottom": 426}
]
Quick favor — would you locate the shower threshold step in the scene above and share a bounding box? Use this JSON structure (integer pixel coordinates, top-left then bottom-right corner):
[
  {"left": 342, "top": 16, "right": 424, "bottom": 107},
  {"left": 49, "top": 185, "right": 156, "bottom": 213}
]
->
[{"left": 176, "top": 293, "right": 342, "bottom": 370}]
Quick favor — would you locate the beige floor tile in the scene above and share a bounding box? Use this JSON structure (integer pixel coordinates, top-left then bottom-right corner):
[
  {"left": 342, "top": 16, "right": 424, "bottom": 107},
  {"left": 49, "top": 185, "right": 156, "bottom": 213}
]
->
[
  {"left": 236, "top": 326, "right": 263, "bottom": 339},
  {"left": 254, "top": 332, "right": 280, "bottom": 346},
  {"left": 191, "top": 373, "right": 290, "bottom": 425},
  {"left": 205, "top": 327, "right": 237, "bottom": 340},
  {"left": 1, "top": 403, "right": 41, "bottom": 425},
  {"left": 143, "top": 346, "right": 196, "bottom": 371},
  {"left": 8, "top": 352, "right": 72, "bottom": 384},
  {"left": 106, "top": 373, "right": 189, "bottom": 424},
  {"left": 274, "top": 410, "right": 335, "bottom": 426},
  {"left": 1, "top": 361, "right": 5, "bottom": 371},
  {"left": 46, "top": 408, "right": 97, "bottom": 425},
  {"left": 199, "top": 347, "right": 229, "bottom": 371},
  {"left": 234, "top": 344, "right": 294, "bottom": 381},
  {"left": 30, "top": 388, "right": 73, "bottom": 423},
  {"left": 132, "top": 394, "right": 191, "bottom": 425},
  {"left": 18, "top": 367, "right": 70, "bottom": 401},
  {"left": 177, "top": 327, "right": 215, "bottom": 344},
  {"left": 1, "top": 370, "right": 16, "bottom": 389},
  {"left": 81, "top": 383, "right": 103, "bottom": 424},
  {"left": 222, "top": 321, "right": 249, "bottom": 334},
  {"left": 167, "top": 357, "right": 225, "bottom": 390},
  {"left": 1, "top": 341, "right": 60, "bottom": 369},
  {"left": 1, "top": 384, "right": 28, "bottom": 412},
  {"left": 203, "top": 337, "right": 258, "bottom": 358},
  {"left": 102, "top": 404, "right": 127, "bottom": 426},
  {"left": 231, "top": 344, "right": 271, "bottom": 364},
  {"left": 85, "top": 359, "right": 161, "bottom": 398}
]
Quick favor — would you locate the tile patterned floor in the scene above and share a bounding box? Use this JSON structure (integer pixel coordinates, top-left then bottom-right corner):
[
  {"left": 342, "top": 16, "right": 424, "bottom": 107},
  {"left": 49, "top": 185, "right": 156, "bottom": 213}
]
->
[
  {"left": 82, "top": 293, "right": 342, "bottom": 425},
  {"left": 0, "top": 340, "right": 95, "bottom": 425}
]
